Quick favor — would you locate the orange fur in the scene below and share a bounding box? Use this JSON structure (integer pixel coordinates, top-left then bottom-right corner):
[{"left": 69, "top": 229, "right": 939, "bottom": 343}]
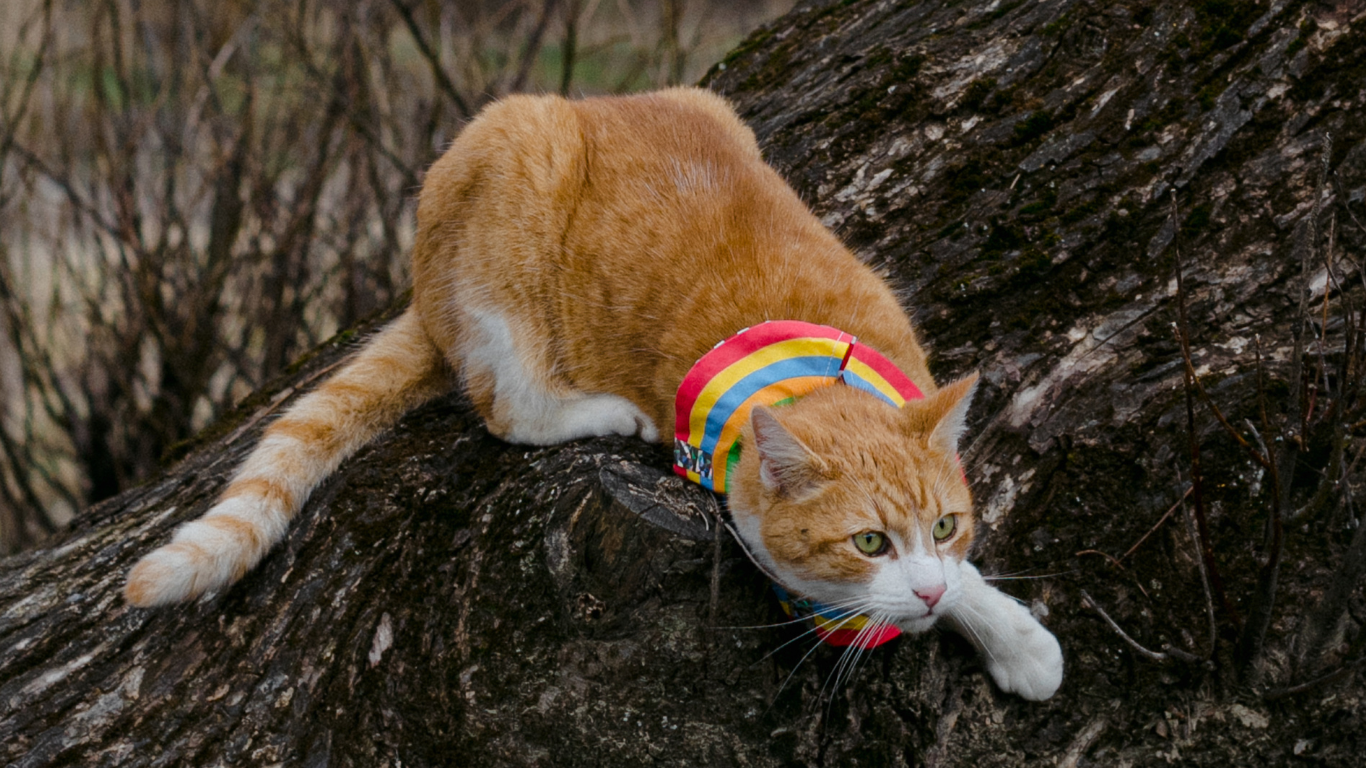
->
[
  {"left": 121, "top": 87, "right": 1062, "bottom": 701},
  {"left": 222, "top": 477, "right": 296, "bottom": 510},
  {"left": 729, "top": 386, "right": 977, "bottom": 586},
  {"left": 412, "top": 88, "right": 931, "bottom": 435},
  {"left": 127, "top": 86, "right": 954, "bottom": 604}
]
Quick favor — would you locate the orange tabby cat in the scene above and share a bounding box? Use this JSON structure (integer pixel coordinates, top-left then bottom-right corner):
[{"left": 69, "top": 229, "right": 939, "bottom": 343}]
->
[{"left": 125, "top": 87, "right": 1063, "bottom": 700}]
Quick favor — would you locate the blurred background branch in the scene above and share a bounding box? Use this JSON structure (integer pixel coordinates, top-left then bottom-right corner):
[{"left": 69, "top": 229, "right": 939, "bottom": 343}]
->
[{"left": 0, "top": 0, "right": 793, "bottom": 554}]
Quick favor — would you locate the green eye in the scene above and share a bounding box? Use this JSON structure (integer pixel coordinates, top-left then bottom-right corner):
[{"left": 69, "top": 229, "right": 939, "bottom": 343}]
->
[
  {"left": 932, "top": 515, "right": 957, "bottom": 541},
  {"left": 853, "top": 531, "right": 888, "bottom": 556}
]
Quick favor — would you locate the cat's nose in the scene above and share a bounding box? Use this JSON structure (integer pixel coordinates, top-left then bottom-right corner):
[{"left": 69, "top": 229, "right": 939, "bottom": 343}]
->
[{"left": 915, "top": 584, "right": 946, "bottom": 609}]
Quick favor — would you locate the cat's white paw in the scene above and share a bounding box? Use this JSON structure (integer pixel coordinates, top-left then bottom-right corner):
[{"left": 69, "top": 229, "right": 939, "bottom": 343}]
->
[
  {"left": 981, "top": 601, "right": 1063, "bottom": 701},
  {"left": 635, "top": 417, "right": 660, "bottom": 443},
  {"left": 582, "top": 397, "right": 656, "bottom": 441},
  {"left": 947, "top": 562, "right": 1063, "bottom": 700},
  {"left": 505, "top": 393, "right": 658, "bottom": 444}
]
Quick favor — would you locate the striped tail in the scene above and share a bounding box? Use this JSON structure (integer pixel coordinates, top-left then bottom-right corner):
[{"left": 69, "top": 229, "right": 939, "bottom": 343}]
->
[{"left": 124, "top": 309, "right": 450, "bottom": 607}]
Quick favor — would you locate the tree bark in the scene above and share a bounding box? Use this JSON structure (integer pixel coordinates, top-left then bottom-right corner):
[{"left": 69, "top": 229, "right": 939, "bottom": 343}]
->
[{"left": 5, "top": 0, "right": 1366, "bottom": 765}]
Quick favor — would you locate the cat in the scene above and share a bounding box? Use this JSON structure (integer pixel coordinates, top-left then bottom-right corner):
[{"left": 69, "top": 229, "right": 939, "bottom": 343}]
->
[{"left": 124, "top": 87, "right": 1063, "bottom": 701}]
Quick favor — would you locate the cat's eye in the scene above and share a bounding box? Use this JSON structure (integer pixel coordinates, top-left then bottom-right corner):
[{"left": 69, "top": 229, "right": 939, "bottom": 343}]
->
[
  {"left": 932, "top": 515, "right": 957, "bottom": 541},
  {"left": 853, "top": 531, "right": 888, "bottom": 556}
]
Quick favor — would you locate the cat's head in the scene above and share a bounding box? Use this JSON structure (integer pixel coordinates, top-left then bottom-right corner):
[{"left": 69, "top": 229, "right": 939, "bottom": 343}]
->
[{"left": 727, "top": 373, "right": 978, "bottom": 635}]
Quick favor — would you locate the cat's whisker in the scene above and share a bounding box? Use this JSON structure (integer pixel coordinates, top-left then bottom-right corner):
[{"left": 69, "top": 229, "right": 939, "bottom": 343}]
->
[
  {"left": 982, "top": 571, "right": 1070, "bottom": 581},
  {"left": 749, "top": 597, "right": 882, "bottom": 668},
  {"left": 828, "top": 627, "right": 870, "bottom": 698},
  {"left": 815, "top": 636, "right": 860, "bottom": 715},
  {"left": 819, "top": 607, "right": 889, "bottom": 703},
  {"left": 761, "top": 599, "right": 886, "bottom": 713},
  {"left": 852, "top": 613, "right": 892, "bottom": 683},
  {"left": 713, "top": 614, "right": 827, "bottom": 632},
  {"left": 948, "top": 601, "right": 1004, "bottom": 668},
  {"left": 823, "top": 636, "right": 860, "bottom": 701},
  {"left": 818, "top": 610, "right": 894, "bottom": 720},
  {"left": 718, "top": 521, "right": 788, "bottom": 587},
  {"left": 714, "top": 594, "right": 878, "bottom": 633},
  {"left": 773, "top": 627, "right": 835, "bottom": 701}
]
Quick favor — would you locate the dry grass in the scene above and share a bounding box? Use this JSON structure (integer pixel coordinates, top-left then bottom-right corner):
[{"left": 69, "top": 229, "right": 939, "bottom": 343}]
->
[{"left": 0, "top": 0, "right": 793, "bottom": 553}]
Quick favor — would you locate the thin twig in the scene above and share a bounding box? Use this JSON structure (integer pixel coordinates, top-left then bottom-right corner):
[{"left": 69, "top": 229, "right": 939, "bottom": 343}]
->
[
  {"left": 1080, "top": 589, "right": 1169, "bottom": 662},
  {"left": 1119, "top": 486, "right": 1193, "bottom": 563},
  {"left": 1294, "top": 479, "right": 1366, "bottom": 673},
  {"left": 1075, "top": 549, "right": 1124, "bottom": 568},
  {"left": 389, "top": 0, "right": 473, "bottom": 117},
  {"left": 1264, "top": 655, "right": 1366, "bottom": 700},
  {"left": 1169, "top": 188, "right": 1237, "bottom": 626},
  {"left": 509, "top": 0, "right": 559, "bottom": 92},
  {"left": 1179, "top": 468, "right": 1218, "bottom": 661},
  {"left": 1238, "top": 132, "right": 1332, "bottom": 679},
  {"left": 1172, "top": 323, "right": 1273, "bottom": 471},
  {"left": 560, "top": 0, "right": 582, "bottom": 95}
]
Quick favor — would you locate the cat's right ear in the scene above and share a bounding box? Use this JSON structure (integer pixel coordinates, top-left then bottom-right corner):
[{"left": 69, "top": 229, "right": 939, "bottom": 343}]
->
[
  {"left": 751, "top": 407, "right": 827, "bottom": 498},
  {"left": 919, "top": 372, "right": 979, "bottom": 456}
]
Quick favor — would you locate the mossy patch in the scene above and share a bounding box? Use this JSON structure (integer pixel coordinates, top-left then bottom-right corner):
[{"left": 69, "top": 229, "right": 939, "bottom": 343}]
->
[
  {"left": 1101, "top": 204, "right": 1141, "bottom": 246},
  {"left": 982, "top": 220, "right": 1027, "bottom": 257},
  {"left": 718, "top": 27, "right": 774, "bottom": 70},
  {"left": 1197, "top": 82, "right": 1223, "bottom": 110},
  {"left": 959, "top": 77, "right": 997, "bottom": 112},
  {"left": 943, "top": 157, "right": 991, "bottom": 205},
  {"left": 1193, "top": 0, "right": 1261, "bottom": 53},
  {"left": 1180, "top": 202, "right": 1214, "bottom": 240},
  {"left": 1042, "top": 10, "right": 1076, "bottom": 37},
  {"left": 1012, "top": 110, "right": 1055, "bottom": 146},
  {"left": 1060, "top": 197, "right": 1102, "bottom": 225},
  {"left": 1286, "top": 19, "right": 1315, "bottom": 57},
  {"left": 938, "top": 220, "right": 968, "bottom": 240},
  {"left": 1019, "top": 186, "right": 1059, "bottom": 220},
  {"left": 737, "top": 40, "right": 794, "bottom": 92}
]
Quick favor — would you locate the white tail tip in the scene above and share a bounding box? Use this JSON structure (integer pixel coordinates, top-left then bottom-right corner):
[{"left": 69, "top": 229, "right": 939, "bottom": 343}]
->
[
  {"left": 124, "top": 507, "right": 274, "bottom": 607},
  {"left": 124, "top": 545, "right": 205, "bottom": 607}
]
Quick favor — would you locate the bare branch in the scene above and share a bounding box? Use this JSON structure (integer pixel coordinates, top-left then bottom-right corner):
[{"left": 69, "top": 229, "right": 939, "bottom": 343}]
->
[
  {"left": 561, "top": 0, "right": 582, "bottom": 95},
  {"left": 1168, "top": 188, "right": 1237, "bottom": 629},
  {"left": 389, "top": 0, "right": 473, "bottom": 118},
  {"left": 1080, "top": 589, "right": 1170, "bottom": 663},
  {"left": 510, "top": 0, "right": 560, "bottom": 93}
]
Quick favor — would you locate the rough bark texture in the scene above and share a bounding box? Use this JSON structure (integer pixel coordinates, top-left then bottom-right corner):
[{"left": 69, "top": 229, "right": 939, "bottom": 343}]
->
[{"left": 5, "top": 0, "right": 1366, "bottom": 765}]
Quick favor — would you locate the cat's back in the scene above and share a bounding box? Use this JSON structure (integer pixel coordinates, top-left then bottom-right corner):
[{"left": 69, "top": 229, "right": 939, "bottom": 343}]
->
[
  {"left": 411, "top": 87, "right": 773, "bottom": 324},
  {"left": 416, "top": 86, "right": 763, "bottom": 222},
  {"left": 413, "top": 88, "right": 929, "bottom": 429},
  {"left": 411, "top": 87, "right": 803, "bottom": 358}
]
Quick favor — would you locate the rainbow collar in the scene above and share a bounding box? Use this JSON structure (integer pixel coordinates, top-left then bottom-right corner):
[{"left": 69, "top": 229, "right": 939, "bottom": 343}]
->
[
  {"left": 672, "top": 320, "right": 923, "bottom": 493},
  {"left": 773, "top": 585, "right": 902, "bottom": 648},
  {"left": 673, "top": 320, "right": 924, "bottom": 650}
]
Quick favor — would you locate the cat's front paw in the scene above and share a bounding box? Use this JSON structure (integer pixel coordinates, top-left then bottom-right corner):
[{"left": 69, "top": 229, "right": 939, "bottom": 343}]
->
[{"left": 982, "top": 601, "right": 1063, "bottom": 701}]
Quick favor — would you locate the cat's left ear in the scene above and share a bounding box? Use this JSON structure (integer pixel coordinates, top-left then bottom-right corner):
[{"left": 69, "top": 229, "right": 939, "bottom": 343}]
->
[
  {"left": 918, "top": 372, "right": 979, "bottom": 456},
  {"left": 751, "top": 406, "right": 828, "bottom": 498}
]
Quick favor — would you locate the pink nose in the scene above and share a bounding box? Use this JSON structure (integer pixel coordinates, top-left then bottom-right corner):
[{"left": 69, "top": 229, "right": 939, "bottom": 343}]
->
[{"left": 915, "top": 584, "right": 946, "bottom": 609}]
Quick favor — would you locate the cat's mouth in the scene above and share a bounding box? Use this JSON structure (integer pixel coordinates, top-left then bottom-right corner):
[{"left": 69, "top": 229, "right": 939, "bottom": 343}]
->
[{"left": 898, "top": 612, "right": 941, "bottom": 634}]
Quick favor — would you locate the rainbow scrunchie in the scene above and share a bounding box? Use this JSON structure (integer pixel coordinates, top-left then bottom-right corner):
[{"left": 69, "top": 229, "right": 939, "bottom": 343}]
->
[{"left": 672, "top": 320, "right": 923, "bottom": 493}]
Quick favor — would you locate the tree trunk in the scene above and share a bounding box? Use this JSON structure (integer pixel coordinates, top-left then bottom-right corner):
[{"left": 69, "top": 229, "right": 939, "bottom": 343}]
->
[{"left": 5, "top": 0, "right": 1366, "bottom": 764}]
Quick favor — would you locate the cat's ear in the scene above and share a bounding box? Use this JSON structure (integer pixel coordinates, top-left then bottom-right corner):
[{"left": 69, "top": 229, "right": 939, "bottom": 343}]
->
[
  {"left": 919, "top": 372, "right": 979, "bottom": 456},
  {"left": 751, "top": 406, "right": 827, "bottom": 498}
]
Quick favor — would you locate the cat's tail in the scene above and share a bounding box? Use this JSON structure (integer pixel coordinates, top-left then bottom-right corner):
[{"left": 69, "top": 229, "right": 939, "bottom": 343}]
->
[{"left": 124, "top": 308, "right": 451, "bottom": 607}]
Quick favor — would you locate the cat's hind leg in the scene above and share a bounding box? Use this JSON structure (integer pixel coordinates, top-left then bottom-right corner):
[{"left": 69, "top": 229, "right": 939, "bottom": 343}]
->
[
  {"left": 942, "top": 561, "right": 1064, "bottom": 700},
  {"left": 459, "top": 307, "right": 658, "bottom": 446}
]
